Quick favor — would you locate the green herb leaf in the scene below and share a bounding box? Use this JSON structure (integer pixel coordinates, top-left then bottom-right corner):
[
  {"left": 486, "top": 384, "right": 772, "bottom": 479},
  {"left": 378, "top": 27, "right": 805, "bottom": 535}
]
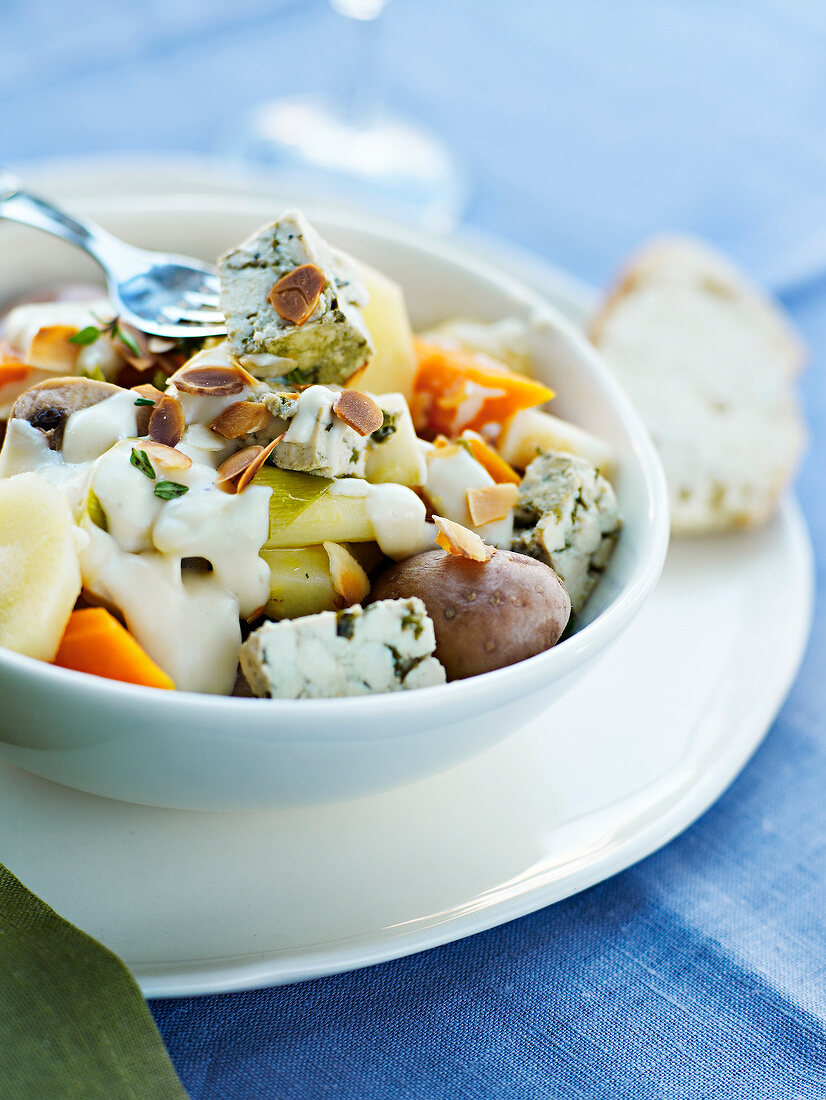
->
[
  {"left": 68, "top": 325, "right": 102, "bottom": 347},
  {"left": 280, "top": 366, "right": 314, "bottom": 387},
  {"left": 370, "top": 411, "right": 398, "bottom": 444},
  {"left": 130, "top": 447, "right": 156, "bottom": 481},
  {"left": 134, "top": 396, "right": 156, "bottom": 407},
  {"left": 115, "top": 326, "right": 141, "bottom": 358},
  {"left": 80, "top": 366, "right": 106, "bottom": 382},
  {"left": 154, "top": 480, "right": 189, "bottom": 500}
]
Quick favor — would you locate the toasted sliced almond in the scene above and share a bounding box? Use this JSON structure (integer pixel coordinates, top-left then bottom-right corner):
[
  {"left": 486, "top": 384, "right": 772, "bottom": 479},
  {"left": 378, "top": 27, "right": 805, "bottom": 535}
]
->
[
  {"left": 323, "top": 541, "right": 371, "bottom": 606},
  {"left": 140, "top": 441, "right": 192, "bottom": 472},
  {"left": 147, "top": 336, "right": 178, "bottom": 355},
  {"left": 236, "top": 436, "right": 281, "bottom": 492},
  {"left": 433, "top": 515, "right": 494, "bottom": 562},
  {"left": 27, "top": 325, "right": 82, "bottom": 372},
  {"left": 132, "top": 382, "right": 166, "bottom": 435},
  {"left": 215, "top": 436, "right": 281, "bottom": 494},
  {"left": 466, "top": 483, "right": 520, "bottom": 527},
  {"left": 268, "top": 264, "right": 326, "bottom": 326},
  {"left": 171, "top": 364, "right": 248, "bottom": 397},
  {"left": 210, "top": 401, "right": 272, "bottom": 439},
  {"left": 148, "top": 393, "right": 186, "bottom": 448},
  {"left": 429, "top": 435, "right": 462, "bottom": 459},
  {"left": 333, "top": 390, "right": 384, "bottom": 436},
  {"left": 216, "top": 445, "right": 262, "bottom": 491}
]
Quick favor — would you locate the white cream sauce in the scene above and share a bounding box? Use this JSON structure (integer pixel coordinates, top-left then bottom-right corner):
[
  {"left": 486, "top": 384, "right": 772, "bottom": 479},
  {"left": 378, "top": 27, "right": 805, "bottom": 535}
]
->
[
  {"left": 79, "top": 523, "right": 243, "bottom": 696},
  {"left": 424, "top": 446, "right": 514, "bottom": 547},
  {"left": 329, "top": 477, "right": 435, "bottom": 560},
  {"left": 1, "top": 379, "right": 273, "bottom": 692},
  {"left": 284, "top": 385, "right": 332, "bottom": 443},
  {"left": 0, "top": 419, "right": 91, "bottom": 510},
  {"left": 62, "top": 390, "right": 139, "bottom": 464}
]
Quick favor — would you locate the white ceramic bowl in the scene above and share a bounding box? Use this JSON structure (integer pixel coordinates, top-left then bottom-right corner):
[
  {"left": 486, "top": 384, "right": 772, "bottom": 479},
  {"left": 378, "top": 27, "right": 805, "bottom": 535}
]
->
[{"left": 0, "top": 195, "right": 668, "bottom": 810}]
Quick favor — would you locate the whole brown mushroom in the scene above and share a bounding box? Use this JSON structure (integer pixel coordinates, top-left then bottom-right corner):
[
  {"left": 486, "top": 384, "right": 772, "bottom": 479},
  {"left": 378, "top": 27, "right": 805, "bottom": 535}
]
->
[
  {"left": 368, "top": 548, "right": 571, "bottom": 681},
  {"left": 11, "top": 377, "right": 121, "bottom": 450}
]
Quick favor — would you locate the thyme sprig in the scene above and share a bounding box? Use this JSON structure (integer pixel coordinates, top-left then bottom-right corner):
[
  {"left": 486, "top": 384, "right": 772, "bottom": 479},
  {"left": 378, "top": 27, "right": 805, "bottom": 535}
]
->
[{"left": 70, "top": 315, "right": 141, "bottom": 358}]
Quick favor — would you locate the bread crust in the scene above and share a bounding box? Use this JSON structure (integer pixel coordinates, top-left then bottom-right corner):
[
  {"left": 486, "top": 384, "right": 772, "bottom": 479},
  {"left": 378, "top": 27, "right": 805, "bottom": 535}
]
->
[{"left": 590, "top": 236, "right": 806, "bottom": 534}]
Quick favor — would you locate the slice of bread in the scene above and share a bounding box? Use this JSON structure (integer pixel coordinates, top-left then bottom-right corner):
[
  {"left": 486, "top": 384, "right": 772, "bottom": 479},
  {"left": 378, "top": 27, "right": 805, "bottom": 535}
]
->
[{"left": 589, "top": 236, "right": 806, "bottom": 534}]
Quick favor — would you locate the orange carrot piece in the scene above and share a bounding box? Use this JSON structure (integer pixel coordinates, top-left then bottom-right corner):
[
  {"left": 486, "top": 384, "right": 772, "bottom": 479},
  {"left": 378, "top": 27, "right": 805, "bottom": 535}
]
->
[
  {"left": 54, "top": 607, "right": 175, "bottom": 690},
  {"left": 0, "top": 362, "right": 31, "bottom": 386},
  {"left": 0, "top": 342, "right": 31, "bottom": 387},
  {"left": 412, "top": 339, "right": 554, "bottom": 437},
  {"left": 460, "top": 433, "right": 521, "bottom": 484}
]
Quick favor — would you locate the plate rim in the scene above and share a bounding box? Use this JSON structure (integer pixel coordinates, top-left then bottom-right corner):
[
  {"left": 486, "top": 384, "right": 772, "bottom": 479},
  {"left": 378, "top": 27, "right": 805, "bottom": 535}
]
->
[
  {"left": 2, "top": 163, "right": 815, "bottom": 998},
  {"left": 135, "top": 493, "right": 814, "bottom": 997}
]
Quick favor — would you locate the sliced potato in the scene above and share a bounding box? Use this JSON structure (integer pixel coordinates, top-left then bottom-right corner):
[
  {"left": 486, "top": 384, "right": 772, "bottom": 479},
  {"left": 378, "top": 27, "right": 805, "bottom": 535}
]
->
[
  {"left": 498, "top": 408, "right": 616, "bottom": 477},
  {"left": 350, "top": 261, "right": 416, "bottom": 401},
  {"left": 0, "top": 472, "right": 83, "bottom": 660},
  {"left": 364, "top": 393, "right": 427, "bottom": 487}
]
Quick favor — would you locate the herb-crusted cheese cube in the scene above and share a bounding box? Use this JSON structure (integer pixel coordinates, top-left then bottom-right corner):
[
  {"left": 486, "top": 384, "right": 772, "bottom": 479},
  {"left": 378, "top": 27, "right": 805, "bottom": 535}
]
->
[
  {"left": 263, "top": 385, "right": 369, "bottom": 478},
  {"left": 239, "top": 597, "right": 447, "bottom": 698},
  {"left": 219, "top": 211, "right": 374, "bottom": 387},
  {"left": 510, "top": 451, "right": 620, "bottom": 614}
]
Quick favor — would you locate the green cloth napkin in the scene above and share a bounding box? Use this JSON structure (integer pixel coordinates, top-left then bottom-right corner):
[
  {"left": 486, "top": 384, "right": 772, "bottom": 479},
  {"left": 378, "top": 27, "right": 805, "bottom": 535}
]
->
[{"left": 0, "top": 862, "right": 188, "bottom": 1099}]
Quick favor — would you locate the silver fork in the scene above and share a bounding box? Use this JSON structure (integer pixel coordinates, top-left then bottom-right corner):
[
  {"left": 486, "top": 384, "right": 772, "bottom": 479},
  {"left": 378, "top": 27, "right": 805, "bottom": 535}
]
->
[{"left": 0, "top": 171, "right": 227, "bottom": 339}]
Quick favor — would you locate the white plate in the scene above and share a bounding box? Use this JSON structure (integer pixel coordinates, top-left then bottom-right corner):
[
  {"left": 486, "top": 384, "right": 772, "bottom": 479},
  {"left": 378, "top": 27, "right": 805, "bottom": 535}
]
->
[{"left": 0, "top": 219, "right": 813, "bottom": 993}]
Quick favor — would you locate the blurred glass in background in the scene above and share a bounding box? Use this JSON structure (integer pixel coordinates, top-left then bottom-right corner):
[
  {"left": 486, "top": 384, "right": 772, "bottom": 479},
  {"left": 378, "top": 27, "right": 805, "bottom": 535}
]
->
[{"left": 223, "top": 0, "right": 468, "bottom": 231}]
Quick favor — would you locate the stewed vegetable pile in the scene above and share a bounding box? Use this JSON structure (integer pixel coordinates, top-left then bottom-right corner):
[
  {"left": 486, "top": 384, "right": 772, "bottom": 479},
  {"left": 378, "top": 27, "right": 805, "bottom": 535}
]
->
[{"left": 0, "top": 211, "right": 619, "bottom": 696}]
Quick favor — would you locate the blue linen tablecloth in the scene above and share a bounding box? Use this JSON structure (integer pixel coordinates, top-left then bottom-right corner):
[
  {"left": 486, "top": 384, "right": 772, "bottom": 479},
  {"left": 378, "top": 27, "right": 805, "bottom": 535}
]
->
[{"left": 5, "top": 1, "right": 826, "bottom": 1095}]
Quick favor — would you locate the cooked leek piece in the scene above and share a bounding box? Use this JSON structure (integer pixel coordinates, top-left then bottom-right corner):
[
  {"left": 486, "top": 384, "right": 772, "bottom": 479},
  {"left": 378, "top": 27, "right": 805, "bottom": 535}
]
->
[
  {"left": 261, "top": 545, "right": 337, "bottom": 619},
  {"left": 254, "top": 466, "right": 333, "bottom": 522},
  {"left": 263, "top": 482, "right": 374, "bottom": 549},
  {"left": 261, "top": 541, "right": 383, "bottom": 618}
]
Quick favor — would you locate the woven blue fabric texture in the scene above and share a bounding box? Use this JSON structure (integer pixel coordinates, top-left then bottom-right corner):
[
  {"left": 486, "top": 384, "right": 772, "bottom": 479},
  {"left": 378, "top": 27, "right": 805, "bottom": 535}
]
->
[{"left": 6, "top": 0, "right": 826, "bottom": 1095}]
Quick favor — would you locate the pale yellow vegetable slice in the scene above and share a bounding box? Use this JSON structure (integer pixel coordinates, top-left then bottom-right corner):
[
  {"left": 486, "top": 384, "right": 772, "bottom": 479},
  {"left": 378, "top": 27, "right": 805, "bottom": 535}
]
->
[
  {"left": 264, "top": 486, "right": 374, "bottom": 549},
  {"left": 364, "top": 393, "right": 427, "bottom": 487},
  {"left": 261, "top": 542, "right": 382, "bottom": 618},
  {"left": 254, "top": 466, "right": 375, "bottom": 549},
  {"left": 261, "top": 545, "right": 338, "bottom": 619},
  {"left": 350, "top": 261, "right": 416, "bottom": 401},
  {"left": 0, "top": 472, "right": 83, "bottom": 660},
  {"left": 497, "top": 408, "right": 616, "bottom": 477}
]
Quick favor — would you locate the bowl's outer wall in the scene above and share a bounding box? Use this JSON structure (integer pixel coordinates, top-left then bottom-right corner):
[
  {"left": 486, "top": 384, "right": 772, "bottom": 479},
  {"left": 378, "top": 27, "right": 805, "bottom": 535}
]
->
[{"left": 0, "top": 197, "right": 667, "bottom": 808}]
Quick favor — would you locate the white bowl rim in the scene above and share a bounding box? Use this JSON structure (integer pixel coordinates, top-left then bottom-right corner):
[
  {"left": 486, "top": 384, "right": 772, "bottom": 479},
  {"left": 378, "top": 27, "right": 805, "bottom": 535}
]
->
[{"left": 0, "top": 194, "right": 669, "bottom": 738}]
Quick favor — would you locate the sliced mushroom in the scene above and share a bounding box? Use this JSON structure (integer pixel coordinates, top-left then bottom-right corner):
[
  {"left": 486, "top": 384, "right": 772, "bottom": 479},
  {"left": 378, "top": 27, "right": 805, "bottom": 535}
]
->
[{"left": 11, "top": 377, "right": 122, "bottom": 449}]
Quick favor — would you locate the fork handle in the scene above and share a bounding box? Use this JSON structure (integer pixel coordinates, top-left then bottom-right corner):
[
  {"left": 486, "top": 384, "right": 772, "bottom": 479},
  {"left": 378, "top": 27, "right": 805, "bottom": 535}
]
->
[{"left": 0, "top": 172, "right": 121, "bottom": 269}]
